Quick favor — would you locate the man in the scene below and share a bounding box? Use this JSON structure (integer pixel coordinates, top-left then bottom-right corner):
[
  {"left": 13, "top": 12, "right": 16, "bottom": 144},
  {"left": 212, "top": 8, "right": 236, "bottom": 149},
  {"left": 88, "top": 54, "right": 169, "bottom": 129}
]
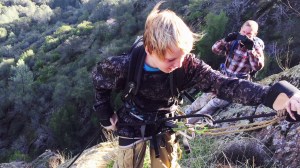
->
[
  {"left": 92, "top": 2, "right": 300, "bottom": 168},
  {"left": 187, "top": 20, "right": 265, "bottom": 124}
]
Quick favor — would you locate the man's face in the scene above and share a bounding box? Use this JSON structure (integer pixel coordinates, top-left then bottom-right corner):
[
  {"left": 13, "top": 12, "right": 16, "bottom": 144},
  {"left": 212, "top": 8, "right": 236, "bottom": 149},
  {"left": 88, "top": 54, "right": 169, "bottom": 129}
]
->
[
  {"left": 146, "top": 46, "right": 186, "bottom": 73},
  {"left": 240, "top": 26, "right": 257, "bottom": 40}
]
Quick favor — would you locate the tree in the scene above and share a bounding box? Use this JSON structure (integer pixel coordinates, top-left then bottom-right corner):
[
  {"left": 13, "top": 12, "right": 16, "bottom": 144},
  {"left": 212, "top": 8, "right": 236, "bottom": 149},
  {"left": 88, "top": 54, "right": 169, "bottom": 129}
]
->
[
  {"left": 32, "top": 4, "right": 53, "bottom": 24},
  {"left": 8, "top": 59, "right": 34, "bottom": 114},
  {"left": 0, "top": 27, "right": 8, "bottom": 41},
  {"left": 195, "top": 11, "right": 229, "bottom": 69}
]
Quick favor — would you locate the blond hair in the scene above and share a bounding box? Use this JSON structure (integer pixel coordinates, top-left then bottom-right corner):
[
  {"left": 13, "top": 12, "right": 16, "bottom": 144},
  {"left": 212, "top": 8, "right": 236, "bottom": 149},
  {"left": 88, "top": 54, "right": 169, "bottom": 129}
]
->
[
  {"left": 143, "top": 1, "right": 200, "bottom": 60},
  {"left": 242, "top": 20, "right": 259, "bottom": 34}
]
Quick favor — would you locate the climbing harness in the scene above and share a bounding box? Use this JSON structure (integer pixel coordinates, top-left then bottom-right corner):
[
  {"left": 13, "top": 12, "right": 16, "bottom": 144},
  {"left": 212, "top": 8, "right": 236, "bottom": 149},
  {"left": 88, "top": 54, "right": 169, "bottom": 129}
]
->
[{"left": 120, "top": 37, "right": 186, "bottom": 158}]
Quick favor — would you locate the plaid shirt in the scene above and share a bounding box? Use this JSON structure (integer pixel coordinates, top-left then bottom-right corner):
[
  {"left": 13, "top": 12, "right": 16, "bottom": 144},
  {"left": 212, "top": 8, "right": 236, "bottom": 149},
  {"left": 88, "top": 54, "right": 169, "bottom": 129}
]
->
[{"left": 212, "top": 37, "right": 264, "bottom": 76}]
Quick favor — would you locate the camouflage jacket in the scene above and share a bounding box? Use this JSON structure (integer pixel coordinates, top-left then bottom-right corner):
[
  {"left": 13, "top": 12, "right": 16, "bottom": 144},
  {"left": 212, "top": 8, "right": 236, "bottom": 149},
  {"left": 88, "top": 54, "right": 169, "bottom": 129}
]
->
[{"left": 92, "top": 44, "right": 270, "bottom": 137}]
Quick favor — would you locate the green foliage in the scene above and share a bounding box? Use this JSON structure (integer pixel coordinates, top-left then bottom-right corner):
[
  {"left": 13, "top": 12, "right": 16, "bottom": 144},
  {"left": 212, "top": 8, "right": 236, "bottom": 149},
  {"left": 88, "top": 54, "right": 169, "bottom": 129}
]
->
[
  {"left": 255, "top": 56, "right": 280, "bottom": 81},
  {"left": 179, "top": 136, "right": 218, "bottom": 167},
  {"left": 71, "top": 67, "right": 94, "bottom": 102},
  {"left": 0, "top": 0, "right": 299, "bottom": 163},
  {"left": 195, "top": 11, "right": 228, "bottom": 69},
  {"left": 101, "top": 37, "right": 134, "bottom": 56},
  {"left": 0, "top": 45, "right": 14, "bottom": 58},
  {"left": 0, "top": 27, "right": 8, "bottom": 41},
  {"left": 32, "top": 4, "right": 54, "bottom": 24},
  {"left": 9, "top": 60, "right": 34, "bottom": 94},
  {"left": 78, "top": 11, "right": 90, "bottom": 22},
  {"left": 119, "top": 12, "right": 137, "bottom": 36},
  {"left": 53, "top": 0, "right": 79, "bottom": 9},
  {"left": 8, "top": 150, "right": 30, "bottom": 162},
  {"left": 52, "top": 75, "right": 71, "bottom": 106},
  {"left": 36, "top": 65, "right": 57, "bottom": 83},
  {"left": 55, "top": 25, "right": 73, "bottom": 35},
  {"left": 186, "top": 0, "right": 206, "bottom": 22},
  {"left": 33, "top": 59, "right": 45, "bottom": 71},
  {"left": 43, "top": 35, "right": 61, "bottom": 52},
  {"left": 0, "top": 5, "right": 19, "bottom": 24},
  {"left": 8, "top": 59, "right": 34, "bottom": 113},
  {"left": 8, "top": 31, "right": 16, "bottom": 39},
  {"left": 51, "top": 51, "right": 61, "bottom": 62},
  {"left": 0, "top": 58, "right": 14, "bottom": 82},
  {"left": 74, "top": 21, "right": 94, "bottom": 36},
  {"left": 88, "top": 1, "right": 111, "bottom": 22},
  {"left": 106, "top": 160, "right": 114, "bottom": 168},
  {"left": 49, "top": 105, "right": 80, "bottom": 148},
  {"left": 95, "top": 21, "right": 119, "bottom": 45},
  {"left": 20, "top": 49, "right": 35, "bottom": 61}
]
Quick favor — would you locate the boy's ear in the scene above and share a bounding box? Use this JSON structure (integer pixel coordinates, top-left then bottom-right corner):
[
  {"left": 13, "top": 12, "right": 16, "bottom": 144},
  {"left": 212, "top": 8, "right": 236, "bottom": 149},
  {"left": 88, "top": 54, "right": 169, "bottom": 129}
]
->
[{"left": 145, "top": 46, "right": 152, "bottom": 55}]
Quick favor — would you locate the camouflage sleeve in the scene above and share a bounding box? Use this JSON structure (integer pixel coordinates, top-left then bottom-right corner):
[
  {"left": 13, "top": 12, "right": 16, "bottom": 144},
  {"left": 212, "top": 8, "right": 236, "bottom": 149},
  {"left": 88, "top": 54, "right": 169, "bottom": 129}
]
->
[
  {"left": 92, "top": 55, "right": 128, "bottom": 126},
  {"left": 183, "top": 54, "right": 270, "bottom": 106}
]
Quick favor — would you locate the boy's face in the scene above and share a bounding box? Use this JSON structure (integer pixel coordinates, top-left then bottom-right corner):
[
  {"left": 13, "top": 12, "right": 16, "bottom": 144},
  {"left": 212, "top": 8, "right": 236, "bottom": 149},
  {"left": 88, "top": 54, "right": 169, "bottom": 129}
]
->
[
  {"left": 240, "top": 25, "right": 257, "bottom": 40},
  {"left": 146, "top": 46, "right": 186, "bottom": 73}
]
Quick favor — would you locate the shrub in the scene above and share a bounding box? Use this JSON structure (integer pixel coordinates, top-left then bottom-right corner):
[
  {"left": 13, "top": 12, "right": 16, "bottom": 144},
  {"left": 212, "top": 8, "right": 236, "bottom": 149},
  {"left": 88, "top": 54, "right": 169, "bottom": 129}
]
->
[
  {"left": 42, "top": 35, "right": 61, "bottom": 52},
  {"left": 195, "top": 11, "right": 228, "bottom": 69},
  {"left": 49, "top": 105, "right": 80, "bottom": 148},
  {"left": 0, "top": 45, "right": 14, "bottom": 58},
  {"left": 32, "top": 4, "right": 53, "bottom": 24},
  {"left": 55, "top": 25, "right": 73, "bottom": 35},
  {"left": 19, "top": 49, "right": 35, "bottom": 61},
  {"left": 0, "top": 58, "right": 14, "bottom": 81},
  {"left": 0, "top": 27, "right": 8, "bottom": 41},
  {"left": 8, "top": 150, "right": 30, "bottom": 162},
  {"left": 36, "top": 65, "right": 57, "bottom": 83},
  {"left": 51, "top": 51, "right": 60, "bottom": 62},
  {"left": 75, "top": 20, "right": 94, "bottom": 36}
]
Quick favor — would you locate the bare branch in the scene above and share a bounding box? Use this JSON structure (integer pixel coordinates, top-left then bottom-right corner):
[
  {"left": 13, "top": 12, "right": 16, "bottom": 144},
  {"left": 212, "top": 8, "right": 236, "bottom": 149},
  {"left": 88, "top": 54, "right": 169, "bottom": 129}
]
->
[{"left": 280, "top": 0, "right": 300, "bottom": 16}]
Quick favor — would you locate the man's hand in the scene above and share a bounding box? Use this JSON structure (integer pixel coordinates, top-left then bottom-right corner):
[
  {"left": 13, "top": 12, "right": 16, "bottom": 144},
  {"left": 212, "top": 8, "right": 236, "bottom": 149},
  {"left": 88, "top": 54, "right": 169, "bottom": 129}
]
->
[
  {"left": 240, "top": 36, "right": 254, "bottom": 50},
  {"left": 102, "top": 113, "right": 118, "bottom": 131},
  {"left": 224, "top": 32, "right": 239, "bottom": 42}
]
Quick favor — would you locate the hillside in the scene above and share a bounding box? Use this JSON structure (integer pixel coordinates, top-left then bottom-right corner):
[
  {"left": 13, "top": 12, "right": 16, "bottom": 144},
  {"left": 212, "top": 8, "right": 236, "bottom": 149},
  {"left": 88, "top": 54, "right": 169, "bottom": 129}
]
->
[
  {"left": 2, "top": 63, "right": 300, "bottom": 168},
  {"left": 0, "top": 0, "right": 299, "bottom": 165}
]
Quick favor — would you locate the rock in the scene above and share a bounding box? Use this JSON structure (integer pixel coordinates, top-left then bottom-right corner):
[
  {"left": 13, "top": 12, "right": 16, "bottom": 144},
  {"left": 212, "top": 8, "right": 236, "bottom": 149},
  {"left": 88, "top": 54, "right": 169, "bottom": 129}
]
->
[
  {"left": 58, "top": 141, "right": 117, "bottom": 168},
  {"left": 0, "top": 161, "right": 30, "bottom": 168}
]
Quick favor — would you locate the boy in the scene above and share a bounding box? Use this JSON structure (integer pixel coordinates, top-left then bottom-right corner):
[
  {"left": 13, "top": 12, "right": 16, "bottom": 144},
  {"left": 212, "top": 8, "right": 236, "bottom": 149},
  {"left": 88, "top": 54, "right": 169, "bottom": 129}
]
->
[
  {"left": 187, "top": 20, "right": 265, "bottom": 124},
  {"left": 92, "top": 2, "right": 300, "bottom": 168}
]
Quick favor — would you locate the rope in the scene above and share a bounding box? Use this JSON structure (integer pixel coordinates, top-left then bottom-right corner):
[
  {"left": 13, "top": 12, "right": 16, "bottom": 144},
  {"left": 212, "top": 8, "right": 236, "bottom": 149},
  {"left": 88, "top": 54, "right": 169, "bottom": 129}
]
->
[
  {"left": 177, "top": 109, "right": 288, "bottom": 136},
  {"left": 119, "top": 109, "right": 288, "bottom": 138},
  {"left": 199, "top": 117, "right": 281, "bottom": 136}
]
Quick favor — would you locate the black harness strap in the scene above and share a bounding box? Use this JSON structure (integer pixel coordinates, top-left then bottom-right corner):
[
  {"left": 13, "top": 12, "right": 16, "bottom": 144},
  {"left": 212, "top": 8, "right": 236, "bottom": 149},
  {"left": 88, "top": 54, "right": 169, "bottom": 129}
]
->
[
  {"left": 130, "top": 43, "right": 146, "bottom": 96},
  {"left": 122, "top": 38, "right": 146, "bottom": 101},
  {"left": 118, "top": 112, "right": 279, "bottom": 127},
  {"left": 170, "top": 66, "right": 185, "bottom": 97}
]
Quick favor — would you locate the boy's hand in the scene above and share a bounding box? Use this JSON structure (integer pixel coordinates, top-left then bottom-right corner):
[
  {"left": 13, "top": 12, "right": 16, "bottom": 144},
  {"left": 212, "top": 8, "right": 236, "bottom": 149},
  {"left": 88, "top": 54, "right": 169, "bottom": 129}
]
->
[
  {"left": 102, "top": 113, "right": 118, "bottom": 131},
  {"left": 224, "top": 32, "right": 239, "bottom": 42},
  {"left": 285, "top": 94, "right": 300, "bottom": 121}
]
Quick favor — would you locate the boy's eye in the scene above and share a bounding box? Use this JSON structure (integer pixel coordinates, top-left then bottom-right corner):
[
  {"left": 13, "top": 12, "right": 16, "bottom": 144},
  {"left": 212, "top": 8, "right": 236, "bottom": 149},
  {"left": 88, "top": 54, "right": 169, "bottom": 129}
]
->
[{"left": 167, "top": 58, "right": 176, "bottom": 62}]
